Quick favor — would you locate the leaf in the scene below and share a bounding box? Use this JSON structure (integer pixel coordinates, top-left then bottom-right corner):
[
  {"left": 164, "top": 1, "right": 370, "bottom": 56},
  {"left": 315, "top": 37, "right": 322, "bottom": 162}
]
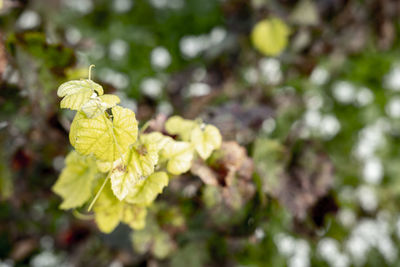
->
[
  {"left": 162, "top": 141, "right": 194, "bottom": 175},
  {"left": 98, "top": 94, "right": 120, "bottom": 106},
  {"left": 94, "top": 180, "right": 148, "bottom": 233},
  {"left": 165, "top": 116, "right": 197, "bottom": 141},
  {"left": 93, "top": 181, "right": 122, "bottom": 233},
  {"left": 71, "top": 106, "right": 138, "bottom": 162},
  {"left": 57, "top": 79, "right": 104, "bottom": 110},
  {"left": 81, "top": 94, "right": 121, "bottom": 118},
  {"left": 191, "top": 125, "right": 222, "bottom": 160},
  {"left": 121, "top": 205, "right": 147, "bottom": 230},
  {"left": 96, "top": 160, "right": 113, "bottom": 173},
  {"left": 110, "top": 141, "right": 159, "bottom": 200},
  {"left": 140, "top": 132, "right": 173, "bottom": 152},
  {"left": 52, "top": 151, "right": 98, "bottom": 210},
  {"left": 251, "top": 17, "right": 290, "bottom": 56},
  {"left": 126, "top": 172, "right": 169, "bottom": 206},
  {"left": 191, "top": 160, "right": 218, "bottom": 186}
]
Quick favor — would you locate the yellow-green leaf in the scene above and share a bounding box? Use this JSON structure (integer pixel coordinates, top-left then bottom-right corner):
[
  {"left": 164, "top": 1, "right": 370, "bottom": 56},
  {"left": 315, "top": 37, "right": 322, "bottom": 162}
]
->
[
  {"left": 121, "top": 205, "right": 147, "bottom": 230},
  {"left": 96, "top": 160, "right": 113, "bottom": 173},
  {"left": 93, "top": 181, "right": 122, "bottom": 233},
  {"left": 71, "top": 106, "right": 138, "bottom": 162},
  {"left": 94, "top": 180, "right": 148, "bottom": 233},
  {"left": 81, "top": 94, "right": 121, "bottom": 118},
  {"left": 162, "top": 141, "right": 194, "bottom": 175},
  {"left": 52, "top": 151, "right": 98, "bottom": 210},
  {"left": 141, "top": 132, "right": 173, "bottom": 152},
  {"left": 93, "top": 182, "right": 147, "bottom": 233},
  {"left": 111, "top": 105, "right": 139, "bottom": 157},
  {"left": 126, "top": 172, "right": 169, "bottom": 206},
  {"left": 165, "top": 116, "right": 197, "bottom": 141},
  {"left": 58, "top": 79, "right": 104, "bottom": 110},
  {"left": 191, "top": 125, "right": 222, "bottom": 160},
  {"left": 98, "top": 94, "right": 120, "bottom": 107},
  {"left": 251, "top": 17, "right": 290, "bottom": 56},
  {"left": 110, "top": 141, "right": 159, "bottom": 200}
]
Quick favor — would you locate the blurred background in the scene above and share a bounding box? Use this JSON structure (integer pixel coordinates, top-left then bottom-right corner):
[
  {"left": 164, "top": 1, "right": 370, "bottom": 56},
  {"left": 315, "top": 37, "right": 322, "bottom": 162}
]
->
[{"left": 1, "top": 0, "right": 400, "bottom": 266}]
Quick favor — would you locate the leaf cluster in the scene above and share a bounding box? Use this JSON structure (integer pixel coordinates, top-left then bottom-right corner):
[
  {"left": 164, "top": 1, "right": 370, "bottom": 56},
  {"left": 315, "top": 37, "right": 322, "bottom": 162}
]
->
[{"left": 53, "top": 72, "right": 222, "bottom": 233}]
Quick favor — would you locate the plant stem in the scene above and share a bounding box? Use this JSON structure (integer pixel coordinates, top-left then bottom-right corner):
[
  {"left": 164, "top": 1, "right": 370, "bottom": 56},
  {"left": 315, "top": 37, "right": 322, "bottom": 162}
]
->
[
  {"left": 139, "top": 121, "right": 150, "bottom": 134},
  {"left": 88, "top": 64, "right": 95, "bottom": 80},
  {"left": 87, "top": 171, "right": 111, "bottom": 212},
  {"left": 73, "top": 209, "right": 94, "bottom": 220}
]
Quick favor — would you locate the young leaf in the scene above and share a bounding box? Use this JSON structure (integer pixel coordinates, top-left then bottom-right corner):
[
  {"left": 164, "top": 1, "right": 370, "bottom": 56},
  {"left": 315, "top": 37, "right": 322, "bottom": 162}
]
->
[
  {"left": 52, "top": 151, "right": 98, "bottom": 210},
  {"left": 81, "top": 94, "right": 121, "bottom": 118},
  {"left": 110, "top": 141, "right": 159, "bottom": 200},
  {"left": 165, "top": 116, "right": 197, "bottom": 141},
  {"left": 57, "top": 79, "right": 104, "bottom": 110},
  {"left": 126, "top": 172, "right": 169, "bottom": 206},
  {"left": 162, "top": 141, "right": 194, "bottom": 175},
  {"left": 71, "top": 106, "right": 138, "bottom": 162},
  {"left": 191, "top": 125, "right": 222, "bottom": 160},
  {"left": 98, "top": 94, "right": 121, "bottom": 106}
]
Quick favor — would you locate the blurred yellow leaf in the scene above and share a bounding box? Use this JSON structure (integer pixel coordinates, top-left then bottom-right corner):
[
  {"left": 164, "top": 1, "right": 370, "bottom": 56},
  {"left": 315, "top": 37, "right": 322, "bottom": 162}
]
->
[
  {"left": 162, "top": 141, "right": 194, "bottom": 175},
  {"left": 165, "top": 115, "right": 197, "bottom": 141},
  {"left": 94, "top": 180, "right": 147, "bottom": 233},
  {"left": 251, "top": 17, "right": 290, "bottom": 56},
  {"left": 52, "top": 151, "right": 97, "bottom": 210},
  {"left": 191, "top": 125, "right": 222, "bottom": 160}
]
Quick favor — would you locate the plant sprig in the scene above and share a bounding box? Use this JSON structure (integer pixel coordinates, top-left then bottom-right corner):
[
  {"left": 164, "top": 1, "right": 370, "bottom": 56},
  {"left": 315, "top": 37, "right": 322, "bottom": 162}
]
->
[{"left": 53, "top": 66, "right": 222, "bottom": 233}]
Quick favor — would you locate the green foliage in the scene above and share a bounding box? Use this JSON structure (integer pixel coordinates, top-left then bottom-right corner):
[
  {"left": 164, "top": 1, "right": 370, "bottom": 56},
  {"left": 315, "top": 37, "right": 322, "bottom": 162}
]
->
[{"left": 53, "top": 69, "right": 223, "bottom": 232}]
